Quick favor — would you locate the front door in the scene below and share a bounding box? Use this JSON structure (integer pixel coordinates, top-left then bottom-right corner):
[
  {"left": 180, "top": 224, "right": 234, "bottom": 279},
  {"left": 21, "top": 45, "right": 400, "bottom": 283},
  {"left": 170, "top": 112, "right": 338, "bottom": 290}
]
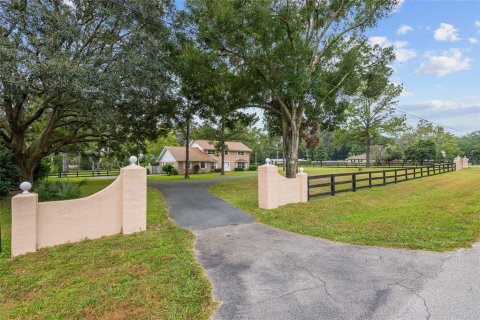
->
[{"left": 223, "top": 161, "right": 231, "bottom": 172}]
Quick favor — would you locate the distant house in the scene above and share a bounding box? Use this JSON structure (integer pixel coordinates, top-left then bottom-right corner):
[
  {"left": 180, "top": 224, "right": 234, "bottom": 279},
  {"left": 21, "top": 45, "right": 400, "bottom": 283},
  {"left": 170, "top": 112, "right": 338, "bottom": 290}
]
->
[
  {"left": 345, "top": 154, "right": 367, "bottom": 163},
  {"left": 157, "top": 139, "right": 252, "bottom": 174}
]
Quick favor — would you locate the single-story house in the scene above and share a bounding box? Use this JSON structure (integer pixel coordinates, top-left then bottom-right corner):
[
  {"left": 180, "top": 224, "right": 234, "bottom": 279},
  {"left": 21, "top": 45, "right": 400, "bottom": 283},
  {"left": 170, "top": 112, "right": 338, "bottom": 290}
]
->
[
  {"left": 345, "top": 154, "right": 367, "bottom": 163},
  {"left": 157, "top": 139, "right": 252, "bottom": 174}
]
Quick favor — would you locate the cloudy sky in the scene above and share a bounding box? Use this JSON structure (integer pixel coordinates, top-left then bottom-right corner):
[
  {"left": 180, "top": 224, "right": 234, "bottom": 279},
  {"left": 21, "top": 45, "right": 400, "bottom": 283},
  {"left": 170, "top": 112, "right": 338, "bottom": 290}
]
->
[
  {"left": 367, "top": 0, "right": 480, "bottom": 135},
  {"left": 175, "top": 0, "right": 479, "bottom": 135}
]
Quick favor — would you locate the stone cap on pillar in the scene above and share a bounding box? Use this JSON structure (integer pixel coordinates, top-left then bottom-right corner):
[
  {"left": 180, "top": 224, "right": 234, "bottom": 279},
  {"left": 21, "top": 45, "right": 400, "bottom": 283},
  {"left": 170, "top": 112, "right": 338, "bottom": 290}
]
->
[{"left": 20, "top": 181, "right": 32, "bottom": 194}]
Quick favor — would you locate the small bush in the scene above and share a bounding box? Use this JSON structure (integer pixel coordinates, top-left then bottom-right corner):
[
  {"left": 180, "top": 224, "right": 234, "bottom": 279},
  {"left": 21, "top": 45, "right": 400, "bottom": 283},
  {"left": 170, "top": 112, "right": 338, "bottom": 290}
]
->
[
  {"left": 358, "top": 168, "right": 363, "bottom": 172},
  {"left": 171, "top": 168, "right": 179, "bottom": 175},
  {"left": 234, "top": 168, "right": 244, "bottom": 171},
  {"left": 248, "top": 165, "right": 257, "bottom": 171},
  {"left": 34, "top": 158, "right": 51, "bottom": 182},
  {"left": 162, "top": 164, "right": 174, "bottom": 175},
  {"left": 193, "top": 164, "right": 200, "bottom": 174},
  {"left": 213, "top": 168, "right": 222, "bottom": 173},
  {"left": 36, "top": 180, "right": 86, "bottom": 201}
]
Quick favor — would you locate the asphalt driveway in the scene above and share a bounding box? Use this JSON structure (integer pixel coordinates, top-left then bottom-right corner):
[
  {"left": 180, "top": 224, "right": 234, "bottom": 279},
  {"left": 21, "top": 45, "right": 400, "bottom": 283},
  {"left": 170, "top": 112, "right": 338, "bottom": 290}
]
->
[{"left": 149, "top": 178, "right": 480, "bottom": 320}]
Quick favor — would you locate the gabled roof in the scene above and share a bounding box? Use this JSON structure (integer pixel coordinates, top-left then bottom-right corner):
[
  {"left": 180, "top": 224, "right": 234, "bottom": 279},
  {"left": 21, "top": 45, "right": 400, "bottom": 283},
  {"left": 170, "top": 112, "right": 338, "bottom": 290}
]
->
[
  {"left": 346, "top": 154, "right": 367, "bottom": 160},
  {"left": 158, "top": 146, "right": 216, "bottom": 162},
  {"left": 193, "top": 139, "right": 252, "bottom": 152}
]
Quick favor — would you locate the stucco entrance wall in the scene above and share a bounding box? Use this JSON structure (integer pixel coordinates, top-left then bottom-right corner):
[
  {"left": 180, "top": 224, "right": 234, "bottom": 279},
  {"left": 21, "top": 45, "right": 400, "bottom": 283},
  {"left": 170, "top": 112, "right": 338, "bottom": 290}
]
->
[{"left": 11, "top": 161, "right": 146, "bottom": 257}]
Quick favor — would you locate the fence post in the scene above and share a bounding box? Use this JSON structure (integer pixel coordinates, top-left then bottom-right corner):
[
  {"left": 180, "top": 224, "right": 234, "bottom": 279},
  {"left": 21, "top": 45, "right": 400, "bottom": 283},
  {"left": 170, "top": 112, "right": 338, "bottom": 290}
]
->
[
  {"left": 394, "top": 170, "right": 397, "bottom": 183},
  {"left": 368, "top": 172, "right": 372, "bottom": 188},
  {"left": 405, "top": 168, "right": 408, "bottom": 180},
  {"left": 383, "top": 171, "right": 386, "bottom": 185},
  {"left": 11, "top": 182, "right": 38, "bottom": 257},
  {"left": 330, "top": 176, "right": 335, "bottom": 195},
  {"left": 352, "top": 174, "right": 356, "bottom": 192}
]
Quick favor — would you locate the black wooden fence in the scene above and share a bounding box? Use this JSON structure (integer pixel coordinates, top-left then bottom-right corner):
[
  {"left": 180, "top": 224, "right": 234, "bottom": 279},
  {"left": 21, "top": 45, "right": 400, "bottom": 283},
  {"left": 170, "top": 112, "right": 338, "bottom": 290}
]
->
[
  {"left": 304, "top": 160, "right": 439, "bottom": 168},
  {"left": 49, "top": 170, "right": 121, "bottom": 178},
  {"left": 308, "top": 163, "right": 455, "bottom": 199}
]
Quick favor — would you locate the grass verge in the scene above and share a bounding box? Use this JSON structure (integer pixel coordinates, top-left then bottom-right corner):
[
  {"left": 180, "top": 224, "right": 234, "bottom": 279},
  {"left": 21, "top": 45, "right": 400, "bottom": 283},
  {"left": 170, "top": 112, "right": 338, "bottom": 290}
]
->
[
  {"left": 0, "top": 180, "right": 215, "bottom": 319},
  {"left": 147, "top": 170, "right": 255, "bottom": 182},
  {"left": 209, "top": 167, "right": 480, "bottom": 251}
]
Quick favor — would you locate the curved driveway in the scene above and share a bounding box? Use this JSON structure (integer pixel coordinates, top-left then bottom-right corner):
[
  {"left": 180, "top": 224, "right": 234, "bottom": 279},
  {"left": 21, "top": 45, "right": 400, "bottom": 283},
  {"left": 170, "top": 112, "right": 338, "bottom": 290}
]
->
[{"left": 150, "top": 178, "right": 479, "bottom": 320}]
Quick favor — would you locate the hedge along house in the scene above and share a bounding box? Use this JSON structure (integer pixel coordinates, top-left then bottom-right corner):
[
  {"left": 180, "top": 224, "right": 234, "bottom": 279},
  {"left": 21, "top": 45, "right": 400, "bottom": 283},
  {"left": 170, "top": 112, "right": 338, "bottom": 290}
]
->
[{"left": 157, "top": 139, "right": 252, "bottom": 174}]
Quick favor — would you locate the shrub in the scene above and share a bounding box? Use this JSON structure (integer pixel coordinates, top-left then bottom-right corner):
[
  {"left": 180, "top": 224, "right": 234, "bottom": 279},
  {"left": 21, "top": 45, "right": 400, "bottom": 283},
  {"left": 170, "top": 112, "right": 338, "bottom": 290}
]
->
[
  {"left": 162, "top": 164, "right": 174, "bottom": 175},
  {"left": 234, "top": 168, "right": 244, "bottom": 171},
  {"left": 248, "top": 165, "right": 257, "bottom": 171},
  {"left": 171, "top": 168, "right": 179, "bottom": 175},
  {"left": 36, "top": 180, "right": 86, "bottom": 201},
  {"left": 0, "top": 143, "right": 19, "bottom": 196},
  {"left": 193, "top": 164, "right": 200, "bottom": 174},
  {"left": 34, "top": 158, "right": 51, "bottom": 182},
  {"left": 213, "top": 168, "right": 222, "bottom": 173}
]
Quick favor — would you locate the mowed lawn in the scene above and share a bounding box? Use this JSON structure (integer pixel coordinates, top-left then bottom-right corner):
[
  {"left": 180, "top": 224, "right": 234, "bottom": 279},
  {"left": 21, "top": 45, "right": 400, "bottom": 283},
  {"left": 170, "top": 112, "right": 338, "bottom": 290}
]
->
[
  {"left": 0, "top": 180, "right": 215, "bottom": 319},
  {"left": 209, "top": 167, "right": 480, "bottom": 251},
  {"left": 147, "top": 170, "right": 255, "bottom": 182}
]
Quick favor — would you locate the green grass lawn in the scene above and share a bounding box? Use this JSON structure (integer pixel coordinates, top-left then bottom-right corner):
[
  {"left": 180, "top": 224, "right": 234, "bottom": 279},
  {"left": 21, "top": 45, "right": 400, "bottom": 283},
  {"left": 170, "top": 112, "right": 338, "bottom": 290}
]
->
[
  {"left": 209, "top": 167, "right": 480, "bottom": 251},
  {"left": 0, "top": 180, "right": 215, "bottom": 319},
  {"left": 147, "top": 170, "right": 256, "bottom": 182}
]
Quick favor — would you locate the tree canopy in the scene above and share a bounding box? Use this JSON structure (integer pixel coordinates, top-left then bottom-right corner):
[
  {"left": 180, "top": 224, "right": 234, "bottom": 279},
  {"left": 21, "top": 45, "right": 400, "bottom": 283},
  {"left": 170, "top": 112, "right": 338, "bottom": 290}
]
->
[{"left": 0, "top": 0, "right": 176, "bottom": 180}]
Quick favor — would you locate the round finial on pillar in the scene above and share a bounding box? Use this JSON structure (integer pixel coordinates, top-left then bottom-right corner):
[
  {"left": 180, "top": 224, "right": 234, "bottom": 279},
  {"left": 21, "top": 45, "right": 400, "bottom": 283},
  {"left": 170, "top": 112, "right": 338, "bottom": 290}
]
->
[
  {"left": 20, "top": 181, "right": 32, "bottom": 194},
  {"left": 265, "top": 158, "right": 271, "bottom": 165},
  {"left": 299, "top": 167, "right": 304, "bottom": 173},
  {"left": 129, "top": 156, "right": 138, "bottom": 165}
]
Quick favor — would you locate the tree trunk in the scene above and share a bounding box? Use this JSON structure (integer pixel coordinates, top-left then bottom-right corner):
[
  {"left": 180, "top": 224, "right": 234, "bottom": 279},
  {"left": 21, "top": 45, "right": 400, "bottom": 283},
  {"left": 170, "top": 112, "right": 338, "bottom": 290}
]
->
[
  {"left": 282, "top": 117, "right": 300, "bottom": 178},
  {"left": 16, "top": 157, "right": 36, "bottom": 183},
  {"left": 365, "top": 135, "right": 372, "bottom": 167},
  {"left": 185, "top": 113, "right": 191, "bottom": 179},
  {"left": 62, "top": 153, "right": 69, "bottom": 173},
  {"left": 220, "top": 117, "right": 225, "bottom": 176}
]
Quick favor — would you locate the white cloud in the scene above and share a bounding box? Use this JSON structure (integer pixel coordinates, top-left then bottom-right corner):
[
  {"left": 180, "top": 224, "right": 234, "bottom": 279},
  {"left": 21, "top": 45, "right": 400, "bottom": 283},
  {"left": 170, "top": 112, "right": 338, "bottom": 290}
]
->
[
  {"left": 397, "top": 25, "right": 413, "bottom": 35},
  {"left": 400, "top": 89, "right": 414, "bottom": 97},
  {"left": 368, "top": 37, "right": 417, "bottom": 63},
  {"left": 475, "top": 20, "right": 480, "bottom": 30},
  {"left": 402, "top": 97, "right": 480, "bottom": 133},
  {"left": 415, "top": 49, "right": 472, "bottom": 76},
  {"left": 395, "top": 41, "right": 417, "bottom": 62},
  {"left": 404, "top": 96, "right": 480, "bottom": 111},
  {"left": 434, "top": 23, "right": 461, "bottom": 42},
  {"left": 368, "top": 36, "right": 389, "bottom": 47},
  {"left": 469, "top": 37, "right": 479, "bottom": 44},
  {"left": 393, "top": 0, "right": 405, "bottom": 12}
]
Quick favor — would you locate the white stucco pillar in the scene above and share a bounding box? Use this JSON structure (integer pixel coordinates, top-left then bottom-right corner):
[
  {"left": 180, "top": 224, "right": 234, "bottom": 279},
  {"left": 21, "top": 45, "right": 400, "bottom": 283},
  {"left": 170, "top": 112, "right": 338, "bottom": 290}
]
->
[
  {"left": 121, "top": 157, "right": 147, "bottom": 234},
  {"left": 258, "top": 161, "right": 279, "bottom": 209},
  {"left": 296, "top": 169, "right": 308, "bottom": 203},
  {"left": 462, "top": 157, "right": 469, "bottom": 169},
  {"left": 454, "top": 156, "right": 462, "bottom": 170},
  {"left": 11, "top": 182, "right": 38, "bottom": 257}
]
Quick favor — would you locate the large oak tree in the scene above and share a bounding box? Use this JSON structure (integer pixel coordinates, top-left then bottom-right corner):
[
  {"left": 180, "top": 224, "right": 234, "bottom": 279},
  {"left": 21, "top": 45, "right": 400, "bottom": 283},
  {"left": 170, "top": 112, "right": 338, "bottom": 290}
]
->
[
  {"left": 187, "top": 0, "right": 399, "bottom": 177},
  {"left": 0, "top": 0, "right": 176, "bottom": 181}
]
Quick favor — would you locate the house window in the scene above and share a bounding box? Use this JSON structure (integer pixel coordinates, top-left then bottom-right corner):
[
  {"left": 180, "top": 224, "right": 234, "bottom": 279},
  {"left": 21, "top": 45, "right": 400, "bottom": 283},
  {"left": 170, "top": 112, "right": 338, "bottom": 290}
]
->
[
  {"left": 224, "top": 150, "right": 229, "bottom": 155},
  {"left": 237, "top": 151, "right": 245, "bottom": 156},
  {"left": 207, "top": 150, "right": 216, "bottom": 155},
  {"left": 183, "top": 162, "right": 192, "bottom": 169},
  {"left": 237, "top": 162, "right": 246, "bottom": 169},
  {"left": 211, "top": 162, "right": 217, "bottom": 169},
  {"left": 200, "top": 162, "right": 206, "bottom": 169}
]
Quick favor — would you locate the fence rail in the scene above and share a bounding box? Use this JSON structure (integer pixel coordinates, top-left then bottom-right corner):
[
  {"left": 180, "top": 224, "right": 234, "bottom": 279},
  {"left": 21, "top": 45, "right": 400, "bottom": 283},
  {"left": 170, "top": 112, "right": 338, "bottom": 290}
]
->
[
  {"left": 308, "top": 163, "right": 455, "bottom": 199},
  {"left": 303, "top": 160, "right": 441, "bottom": 168},
  {"left": 48, "top": 170, "right": 121, "bottom": 178}
]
